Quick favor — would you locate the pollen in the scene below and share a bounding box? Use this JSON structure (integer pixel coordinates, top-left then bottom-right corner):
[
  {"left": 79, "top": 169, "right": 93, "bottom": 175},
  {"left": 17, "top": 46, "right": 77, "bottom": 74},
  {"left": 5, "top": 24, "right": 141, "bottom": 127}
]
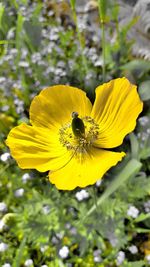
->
[{"left": 59, "top": 116, "right": 100, "bottom": 153}]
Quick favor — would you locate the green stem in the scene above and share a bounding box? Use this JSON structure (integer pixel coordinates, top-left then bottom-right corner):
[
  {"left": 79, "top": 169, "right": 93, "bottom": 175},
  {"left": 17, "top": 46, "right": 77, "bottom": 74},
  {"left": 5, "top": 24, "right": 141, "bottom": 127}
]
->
[
  {"left": 98, "top": 0, "right": 106, "bottom": 82},
  {"left": 70, "top": 0, "right": 88, "bottom": 74},
  {"left": 92, "top": 187, "right": 99, "bottom": 213},
  {"left": 0, "top": 163, "right": 10, "bottom": 175},
  {"left": 0, "top": 40, "right": 15, "bottom": 44},
  {"left": 88, "top": 187, "right": 99, "bottom": 216},
  {"left": 101, "top": 22, "right": 106, "bottom": 82}
]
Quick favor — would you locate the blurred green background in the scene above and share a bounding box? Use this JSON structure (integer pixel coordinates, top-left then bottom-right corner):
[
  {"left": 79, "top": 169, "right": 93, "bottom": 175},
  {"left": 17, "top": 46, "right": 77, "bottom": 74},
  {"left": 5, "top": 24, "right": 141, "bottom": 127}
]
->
[{"left": 0, "top": 0, "right": 150, "bottom": 266}]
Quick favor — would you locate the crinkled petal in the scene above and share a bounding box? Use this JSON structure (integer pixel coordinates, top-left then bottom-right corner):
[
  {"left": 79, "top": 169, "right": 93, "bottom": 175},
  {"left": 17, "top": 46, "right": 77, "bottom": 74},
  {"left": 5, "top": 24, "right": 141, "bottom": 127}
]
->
[
  {"left": 6, "top": 123, "right": 71, "bottom": 172},
  {"left": 49, "top": 147, "right": 125, "bottom": 190},
  {"left": 30, "top": 85, "right": 92, "bottom": 129},
  {"left": 91, "top": 77, "right": 143, "bottom": 148}
]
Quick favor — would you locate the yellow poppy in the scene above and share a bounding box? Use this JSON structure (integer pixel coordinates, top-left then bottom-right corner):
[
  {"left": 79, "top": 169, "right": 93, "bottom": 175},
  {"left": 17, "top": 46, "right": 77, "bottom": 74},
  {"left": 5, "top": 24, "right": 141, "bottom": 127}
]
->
[{"left": 6, "top": 77, "right": 143, "bottom": 190}]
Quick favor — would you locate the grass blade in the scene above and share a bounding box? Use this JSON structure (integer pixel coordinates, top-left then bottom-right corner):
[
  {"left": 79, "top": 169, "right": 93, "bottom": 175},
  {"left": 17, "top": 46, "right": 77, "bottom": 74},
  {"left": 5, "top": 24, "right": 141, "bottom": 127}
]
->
[{"left": 13, "top": 236, "right": 27, "bottom": 267}]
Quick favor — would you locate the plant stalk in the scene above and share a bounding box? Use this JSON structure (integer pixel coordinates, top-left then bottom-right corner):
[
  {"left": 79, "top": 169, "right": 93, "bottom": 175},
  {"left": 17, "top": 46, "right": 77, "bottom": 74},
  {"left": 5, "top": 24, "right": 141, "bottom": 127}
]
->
[
  {"left": 70, "top": 0, "right": 88, "bottom": 74},
  {"left": 98, "top": 0, "right": 106, "bottom": 82}
]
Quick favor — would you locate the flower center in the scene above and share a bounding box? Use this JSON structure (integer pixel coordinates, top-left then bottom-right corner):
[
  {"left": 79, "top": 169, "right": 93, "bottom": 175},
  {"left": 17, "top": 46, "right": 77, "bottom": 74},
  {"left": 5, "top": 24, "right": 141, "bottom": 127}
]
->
[{"left": 59, "top": 114, "right": 99, "bottom": 153}]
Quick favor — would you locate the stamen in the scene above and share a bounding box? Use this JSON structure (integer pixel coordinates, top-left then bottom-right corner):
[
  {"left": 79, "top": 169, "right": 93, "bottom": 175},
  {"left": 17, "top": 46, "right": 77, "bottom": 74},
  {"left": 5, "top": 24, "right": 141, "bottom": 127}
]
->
[{"left": 59, "top": 116, "right": 99, "bottom": 153}]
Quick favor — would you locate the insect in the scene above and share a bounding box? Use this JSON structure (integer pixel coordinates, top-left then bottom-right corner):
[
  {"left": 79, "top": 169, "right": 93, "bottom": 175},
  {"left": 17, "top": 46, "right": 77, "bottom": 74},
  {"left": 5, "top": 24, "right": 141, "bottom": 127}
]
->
[{"left": 71, "top": 111, "right": 85, "bottom": 138}]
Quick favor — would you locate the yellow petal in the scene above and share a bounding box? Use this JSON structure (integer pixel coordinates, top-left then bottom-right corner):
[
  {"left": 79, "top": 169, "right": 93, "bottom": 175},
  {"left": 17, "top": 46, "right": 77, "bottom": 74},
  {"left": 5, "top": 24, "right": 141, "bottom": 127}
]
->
[
  {"left": 91, "top": 77, "right": 143, "bottom": 148},
  {"left": 49, "top": 147, "right": 125, "bottom": 190},
  {"left": 30, "top": 85, "right": 92, "bottom": 128},
  {"left": 6, "top": 123, "right": 72, "bottom": 172}
]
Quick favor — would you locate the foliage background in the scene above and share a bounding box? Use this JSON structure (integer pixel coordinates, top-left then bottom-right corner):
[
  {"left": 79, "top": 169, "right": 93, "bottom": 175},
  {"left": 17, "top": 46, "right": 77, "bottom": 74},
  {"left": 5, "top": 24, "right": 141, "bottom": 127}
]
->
[{"left": 0, "top": 0, "right": 150, "bottom": 266}]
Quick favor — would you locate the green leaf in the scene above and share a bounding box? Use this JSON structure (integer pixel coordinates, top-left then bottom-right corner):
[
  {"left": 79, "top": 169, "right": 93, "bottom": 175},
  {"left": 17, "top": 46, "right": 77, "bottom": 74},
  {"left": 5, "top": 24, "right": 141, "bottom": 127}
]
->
[
  {"left": 127, "top": 261, "right": 145, "bottom": 267},
  {"left": 0, "top": 3, "right": 4, "bottom": 30},
  {"left": 121, "top": 60, "right": 150, "bottom": 77},
  {"left": 32, "top": 3, "right": 43, "bottom": 19},
  {"left": 11, "top": 0, "right": 19, "bottom": 9},
  {"left": 0, "top": 40, "right": 15, "bottom": 45},
  {"left": 140, "top": 147, "right": 150, "bottom": 160},
  {"left": 138, "top": 80, "right": 150, "bottom": 101},
  {"left": 15, "top": 12, "right": 24, "bottom": 62},
  {"left": 84, "top": 159, "right": 142, "bottom": 218},
  {"left": 13, "top": 236, "right": 27, "bottom": 267},
  {"left": 136, "top": 227, "right": 150, "bottom": 233},
  {"left": 135, "top": 213, "right": 150, "bottom": 223},
  {"left": 70, "top": 0, "right": 76, "bottom": 10},
  {"left": 129, "top": 133, "right": 139, "bottom": 159},
  {"left": 16, "top": 12, "right": 24, "bottom": 46},
  {"left": 24, "top": 21, "right": 42, "bottom": 49},
  {"left": 0, "top": 163, "right": 10, "bottom": 175},
  {"left": 98, "top": 0, "right": 107, "bottom": 21}
]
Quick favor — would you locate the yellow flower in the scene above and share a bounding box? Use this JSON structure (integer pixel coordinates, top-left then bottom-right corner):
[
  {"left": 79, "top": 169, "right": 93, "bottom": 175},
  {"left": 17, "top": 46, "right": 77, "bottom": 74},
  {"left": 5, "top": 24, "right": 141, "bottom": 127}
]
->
[{"left": 6, "top": 77, "right": 143, "bottom": 190}]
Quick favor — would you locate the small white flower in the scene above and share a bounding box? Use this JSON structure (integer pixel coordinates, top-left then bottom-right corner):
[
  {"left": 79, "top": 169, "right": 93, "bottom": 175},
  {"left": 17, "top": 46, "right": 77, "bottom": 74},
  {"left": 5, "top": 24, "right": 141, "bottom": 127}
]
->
[
  {"left": 7, "top": 29, "right": 15, "bottom": 39},
  {"left": 127, "top": 206, "right": 139, "bottom": 218},
  {"left": 138, "top": 116, "right": 149, "bottom": 126},
  {"left": 56, "top": 232, "right": 63, "bottom": 239},
  {"left": 45, "top": 66, "right": 55, "bottom": 75},
  {"left": 65, "top": 223, "right": 71, "bottom": 229},
  {"left": 51, "top": 236, "right": 59, "bottom": 244},
  {"left": 145, "top": 254, "right": 150, "bottom": 263},
  {"left": 0, "top": 242, "right": 8, "bottom": 252},
  {"left": 47, "top": 10, "right": 54, "bottom": 16},
  {"left": 0, "top": 220, "right": 6, "bottom": 231},
  {"left": 70, "top": 227, "right": 77, "bottom": 235},
  {"left": 31, "top": 53, "right": 41, "bottom": 64},
  {"left": 147, "top": 128, "right": 150, "bottom": 134},
  {"left": 108, "top": 233, "right": 118, "bottom": 247},
  {"left": 55, "top": 68, "right": 64, "bottom": 76},
  {"left": 0, "top": 153, "right": 10, "bottom": 162},
  {"left": 0, "top": 202, "right": 7, "bottom": 213},
  {"left": 96, "top": 179, "right": 102, "bottom": 187},
  {"left": 94, "top": 59, "right": 103, "bottom": 67},
  {"left": 1, "top": 105, "right": 9, "bottom": 111},
  {"left": 57, "top": 61, "right": 65, "bottom": 68},
  {"left": 14, "top": 188, "right": 24, "bottom": 197},
  {"left": 4, "top": 55, "right": 13, "bottom": 61},
  {"left": 10, "top": 48, "right": 18, "bottom": 55},
  {"left": 141, "top": 132, "right": 149, "bottom": 141},
  {"left": 94, "top": 249, "right": 101, "bottom": 256},
  {"left": 94, "top": 256, "right": 102, "bottom": 263},
  {"left": 21, "top": 48, "right": 28, "bottom": 59},
  {"left": 14, "top": 99, "right": 24, "bottom": 106},
  {"left": 75, "top": 189, "right": 89, "bottom": 201},
  {"left": 92, "top": 35, "right": 99, "bottom": 43},
  {"left": 24, "top": 259, "right": 33, "bottom": 267},
  {"left": 41, "top": 265, "right": 48, "bottom": 267},
  {"left": 58, "top": 246, "right": 69, "bottom": 259},
  {"left": 22, "top": 173, "right": 31, "bottom": 183},
  {"left": 39, "top": 16, "right": 45, "bottom": 23},
  {"left": 13, "top": 80, "right": 22, "bottom": 89},
  {"left": 18, "top": 61, "right": 29, "bottom": 68},
  {"left": 128, "top": 245, "right": 138, "bottom": 254},
  {"left": 0, "top": 77, "right": 6, "bottom": 83},
  {"left": 94, "top": 249, "right": 102, "bottom": 263},
  {"left": 2, "top": 263, "right": 11, "bottom": 267},
  {"left": 40, "top": 245, "right": 48, "bottom": 253},
  {"left": 116, "top": 251, "right": 125, "bottom": 266},
  {"left": 42, "top": 205, "right": 50, "bottom": 215},
  {"left": 144, "top": 200, "right": 150, "bottom": 213}
]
